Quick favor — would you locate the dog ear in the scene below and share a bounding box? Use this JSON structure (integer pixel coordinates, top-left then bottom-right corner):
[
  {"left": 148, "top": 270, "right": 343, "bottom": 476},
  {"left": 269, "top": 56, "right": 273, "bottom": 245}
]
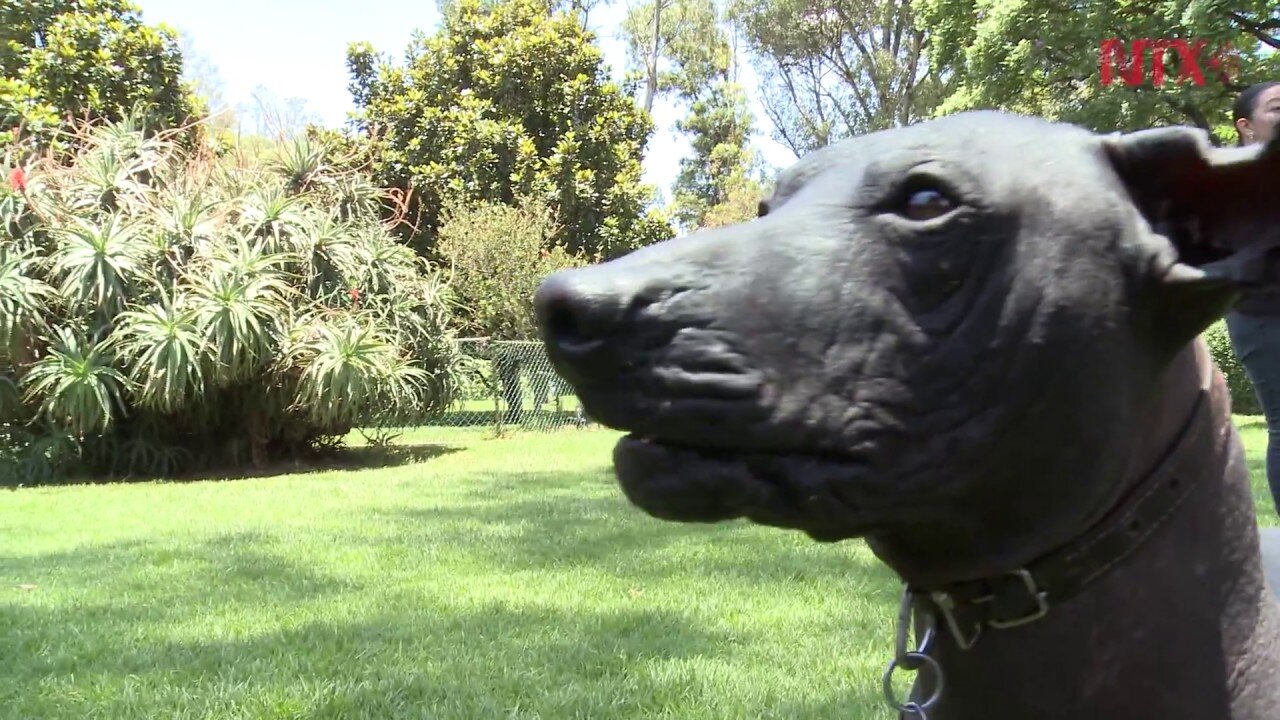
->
[{"left": 1101, "top": 126, "right": 1280, "bottom": 349}]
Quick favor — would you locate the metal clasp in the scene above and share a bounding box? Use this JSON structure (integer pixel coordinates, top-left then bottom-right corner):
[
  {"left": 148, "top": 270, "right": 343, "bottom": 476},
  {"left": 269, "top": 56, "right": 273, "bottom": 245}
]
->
[
  {"left": 882, "top": 589, "right": 945, "bottom": 718},
  {"left": 929, "top": 569, "right": 1051, "bottom": 651},
  {"left": 986, "top": 569, "right": 1049, "bottom": 629},
  {"left": 928, "top": 590, "right": 982, "bottom": 651}
]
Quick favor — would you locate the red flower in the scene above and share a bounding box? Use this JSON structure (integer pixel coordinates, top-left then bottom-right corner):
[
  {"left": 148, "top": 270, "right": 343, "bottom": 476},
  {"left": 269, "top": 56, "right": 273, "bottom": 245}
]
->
[
  {"left": 348, "top": 286, "right": 362, "bottom": 303},
  {"left": 8, "top": 166, "right": 26, "bottom": 193}
]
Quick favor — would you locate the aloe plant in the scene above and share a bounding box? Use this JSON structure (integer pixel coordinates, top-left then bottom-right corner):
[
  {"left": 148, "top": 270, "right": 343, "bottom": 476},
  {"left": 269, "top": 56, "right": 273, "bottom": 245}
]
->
[
  {"left": 110, "top": 295, "right": 206, "bottom": 414},
  {"left": 0, "top": 245, "right": 52, "bottom": 362},
  {"left": 0, "top": 114, "right": 461, "bottom": 483},
  {"left": 22, "top": 326, "right": 128, "bottom": 438},
  {"left": 49, "top": 214, "right": 153, "bottom": 319}
]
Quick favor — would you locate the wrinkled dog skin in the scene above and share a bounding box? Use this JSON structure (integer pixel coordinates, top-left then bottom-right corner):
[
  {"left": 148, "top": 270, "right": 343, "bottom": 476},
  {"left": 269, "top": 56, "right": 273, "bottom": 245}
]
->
[{"left": 535, "top": 110, "right": 1280, "bottom": 587}]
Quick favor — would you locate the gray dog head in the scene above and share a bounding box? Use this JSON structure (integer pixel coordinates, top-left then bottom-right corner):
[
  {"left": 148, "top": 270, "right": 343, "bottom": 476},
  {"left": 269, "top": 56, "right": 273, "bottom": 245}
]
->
[{"left": 533, "top": 110, "right": 1280, "bottom": 584}]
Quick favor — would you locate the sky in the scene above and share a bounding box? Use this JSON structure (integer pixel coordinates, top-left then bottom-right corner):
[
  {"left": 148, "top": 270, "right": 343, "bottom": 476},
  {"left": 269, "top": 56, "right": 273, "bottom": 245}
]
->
[{"left": 134, "top": 0, "right": 799, "bottom": 200}]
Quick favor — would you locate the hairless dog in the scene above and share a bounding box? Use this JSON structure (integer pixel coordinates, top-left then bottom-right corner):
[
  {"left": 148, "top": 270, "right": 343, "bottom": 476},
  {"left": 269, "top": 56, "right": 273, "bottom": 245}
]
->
[{"left": 534, "top": 111, "right": 1280, "bottom": 719}]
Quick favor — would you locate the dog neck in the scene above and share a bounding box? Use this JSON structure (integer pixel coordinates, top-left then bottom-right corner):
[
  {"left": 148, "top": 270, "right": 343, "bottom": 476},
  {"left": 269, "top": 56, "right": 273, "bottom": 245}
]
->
[{"left": 909, "top": 342, "right": 1280, "bottom": 719}]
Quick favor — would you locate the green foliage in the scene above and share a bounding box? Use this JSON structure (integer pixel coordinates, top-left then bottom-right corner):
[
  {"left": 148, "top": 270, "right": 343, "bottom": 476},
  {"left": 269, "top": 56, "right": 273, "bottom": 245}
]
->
[
  {"left": 0, "top": 78, "right": 61, "bottom": 151},
  {"left": 916, "top": 0, "right": 1280, "bottom": 140},
  {"left": 346, "top": 0, "right": 674, "bottom": 260},
  {"left": 614, "top": 0, "right": 765, "bottom": 232},
  {"left": 699, "top": 177, "right": 768, "bottom": 230},
  {"left": 670, "top": 80, "right": 767, "bottom": 231},
  {"left": 0, "top": 0, "right": 200, "bottom": 151},
  {"left": 436, "top": 196, "right": 592, "bottom": 341},
  {"left": 0, "top": 117, "right": 461, "bottom": 484},
  {"left": 621, "top": 0, "right": 734, "bottom": 108},
  {"left": 1204, "top": 319, "right": 1261, "bottom": 416}
]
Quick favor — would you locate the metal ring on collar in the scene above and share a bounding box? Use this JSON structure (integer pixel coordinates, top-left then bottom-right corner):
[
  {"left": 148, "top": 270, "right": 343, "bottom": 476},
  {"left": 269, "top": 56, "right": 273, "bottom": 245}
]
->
[{"left": 881, "top": 650, "right": 944, "bottom": 713}]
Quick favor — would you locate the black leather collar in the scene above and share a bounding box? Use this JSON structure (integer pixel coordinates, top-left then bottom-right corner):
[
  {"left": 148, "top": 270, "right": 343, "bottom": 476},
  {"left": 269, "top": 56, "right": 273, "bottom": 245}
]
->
[{"left": 911, "top": 376, "right": 1227, "bottom": 650}]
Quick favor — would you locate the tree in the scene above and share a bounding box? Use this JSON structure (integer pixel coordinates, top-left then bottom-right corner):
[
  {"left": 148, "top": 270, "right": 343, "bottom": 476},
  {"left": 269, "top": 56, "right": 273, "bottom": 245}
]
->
[
  {"left": 0, "top": 0, "right": 199, "bottom": 149},
  {"left": 238, "top": 85, "right": 321, "bottom": 140},
  {"left": 730, "top": 0, "right": 953, "bottom": 156},
  {"left": 619, "top": 0, "right": 763, "bottom": 231},
  {"left": 917, "top": 0, "right": 1280, "bottom": 141},
  {"left": 635, "top": 0, "right": 667, "bottom": 113},
  {"left": 434, "top": 195, "right": 591, "bottom": 423},
  {"left": 700, "top": 176, "right": 768, "bottom": 228},
  {"left": 346, "top": 0, "right": 674, "bottom": 260},
  {"left": 621, "top": 0, "right": 733, "bottom": 111},
  {"left": 670, "top": 79, "right": 767, "bottom": 230}
]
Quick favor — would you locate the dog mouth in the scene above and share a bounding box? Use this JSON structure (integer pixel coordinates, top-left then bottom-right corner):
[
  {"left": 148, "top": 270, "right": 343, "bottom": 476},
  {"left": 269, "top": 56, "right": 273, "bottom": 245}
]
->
[{"left": 612, "top": 433, "right": 893, "bottom": 541}]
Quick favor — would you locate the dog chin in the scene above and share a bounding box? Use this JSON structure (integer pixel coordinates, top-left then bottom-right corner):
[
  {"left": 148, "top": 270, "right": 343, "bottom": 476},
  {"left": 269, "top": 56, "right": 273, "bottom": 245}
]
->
[{"left": 611, "top": 434, "right": 882, "bottom": 542}]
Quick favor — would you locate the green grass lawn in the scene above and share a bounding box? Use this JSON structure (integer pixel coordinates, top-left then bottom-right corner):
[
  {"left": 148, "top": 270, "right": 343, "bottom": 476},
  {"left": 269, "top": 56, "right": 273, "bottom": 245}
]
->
[{"left": 3, "top": 417, "right": 1279, "bottom": 719}]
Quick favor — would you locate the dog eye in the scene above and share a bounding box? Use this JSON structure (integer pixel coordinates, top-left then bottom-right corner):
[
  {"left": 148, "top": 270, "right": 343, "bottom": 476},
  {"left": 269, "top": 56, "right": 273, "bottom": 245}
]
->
[{"left": 900, "top": 188, "right": 956, "bottom": 221}]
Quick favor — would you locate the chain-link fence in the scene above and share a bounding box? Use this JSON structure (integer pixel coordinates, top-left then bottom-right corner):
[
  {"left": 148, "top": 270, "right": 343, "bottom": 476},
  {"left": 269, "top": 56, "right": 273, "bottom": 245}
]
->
[{"left": 424, "top": 338, "right": 592, "bottom": 437}]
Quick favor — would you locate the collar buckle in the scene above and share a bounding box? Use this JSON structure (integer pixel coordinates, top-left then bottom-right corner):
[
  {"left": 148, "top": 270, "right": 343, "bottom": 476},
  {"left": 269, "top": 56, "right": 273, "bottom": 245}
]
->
[
  {"left": 929, "top": 569, "right": 1050, "bottom": 650},
  {"left": 985, "top": 568, "right": 1050, "bottom": 629}
]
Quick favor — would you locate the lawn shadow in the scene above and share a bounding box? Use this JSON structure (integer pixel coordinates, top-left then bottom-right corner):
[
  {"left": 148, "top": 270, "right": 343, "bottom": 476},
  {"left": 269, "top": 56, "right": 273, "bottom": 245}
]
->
[
  {"left": 767, "top": 691, "right": 898, "bottom": 720},
  {"left": 3, "top": 590, "right": 767, "bottom": 718},
  {"left": 2, "top": 531, "right": 359, "bottom": 621},
  {"left": 3, "top": 530, "right": 369, "bottom": 715},
  {"left": 380, "top": 468, "right": 900, "bottom": 595},
  {"left": 146, "top": 443, "right": 466, "bottom": 485},
  {"left": 3, "top": 441, "right": 466, "bottom": 490}
]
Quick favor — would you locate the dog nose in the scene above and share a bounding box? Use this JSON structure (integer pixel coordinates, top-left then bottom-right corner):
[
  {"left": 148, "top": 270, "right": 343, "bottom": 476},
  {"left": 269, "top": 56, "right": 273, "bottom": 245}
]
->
[{"left": 534, "top": 269, "right": 629, "bottom": 371}]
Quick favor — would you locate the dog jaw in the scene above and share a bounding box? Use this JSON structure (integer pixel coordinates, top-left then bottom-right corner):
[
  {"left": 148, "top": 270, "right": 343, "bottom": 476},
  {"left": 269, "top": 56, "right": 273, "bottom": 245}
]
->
[{"left": 612, "top": 433, "right": 928, "bottom": 541}]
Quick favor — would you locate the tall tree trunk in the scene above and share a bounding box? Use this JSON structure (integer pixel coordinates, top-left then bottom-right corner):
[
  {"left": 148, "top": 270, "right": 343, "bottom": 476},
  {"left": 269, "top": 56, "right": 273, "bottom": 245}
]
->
[
  {"left": 729, "top": 6, "right": 738, "bottom": 82},
  {"left": 643, "top": 0, "right": 664, "bottom": 112}
]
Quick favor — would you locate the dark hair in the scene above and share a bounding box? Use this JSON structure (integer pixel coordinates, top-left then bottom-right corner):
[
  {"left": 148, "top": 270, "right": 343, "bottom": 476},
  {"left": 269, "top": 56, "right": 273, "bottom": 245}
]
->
[{"left": 1233, "top": 81, "right": 1280, "bottom": 145}]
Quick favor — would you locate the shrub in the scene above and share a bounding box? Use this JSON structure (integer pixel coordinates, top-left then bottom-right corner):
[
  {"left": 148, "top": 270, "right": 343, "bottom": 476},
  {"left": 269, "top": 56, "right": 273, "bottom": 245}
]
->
[
  {"left": 0, "top": 117, "right": 460, "bottom": 484},
  {"left": 435, "top": 196, "right": 592, "bottom": 341},
  {"left": 435, "top": 196, "right": 592, "bottom": 424},
  {"left": 1203, "top": 319, "right": 1261, "bottom": 416}
]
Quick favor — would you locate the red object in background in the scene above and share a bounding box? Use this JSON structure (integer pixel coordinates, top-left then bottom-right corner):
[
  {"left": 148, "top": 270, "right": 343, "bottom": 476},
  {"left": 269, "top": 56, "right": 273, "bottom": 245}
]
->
[
  {"left": 9, "top": 166, "right": 26, "bottom": 193},
  {"left": 1099, "top": 38, "right": 1241, "bottom": 87},
  {"left": 349, "top": 286, "right": 362, "bottom": 303}
]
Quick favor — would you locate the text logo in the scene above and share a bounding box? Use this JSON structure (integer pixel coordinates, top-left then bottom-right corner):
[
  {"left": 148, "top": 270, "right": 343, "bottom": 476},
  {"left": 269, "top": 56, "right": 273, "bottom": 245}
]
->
[{"left": 1099, "top": 38, "right": 1241, "bottom": 87}]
